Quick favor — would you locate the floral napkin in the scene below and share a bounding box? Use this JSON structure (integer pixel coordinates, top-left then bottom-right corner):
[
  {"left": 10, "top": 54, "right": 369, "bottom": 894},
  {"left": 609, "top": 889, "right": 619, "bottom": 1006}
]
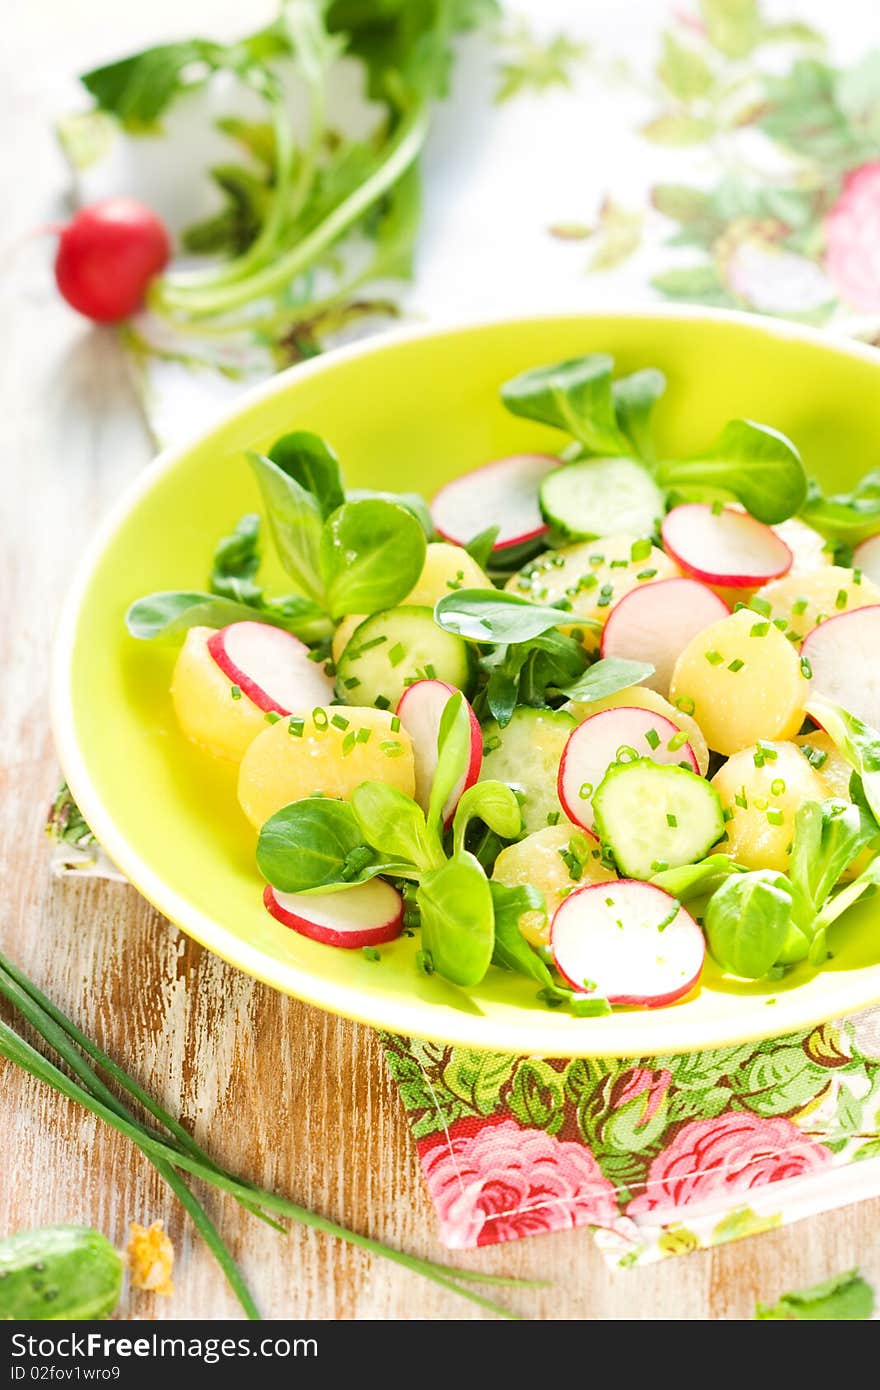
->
[{"left": 53, "top": 0, "right": 880, "bottom": 1265}]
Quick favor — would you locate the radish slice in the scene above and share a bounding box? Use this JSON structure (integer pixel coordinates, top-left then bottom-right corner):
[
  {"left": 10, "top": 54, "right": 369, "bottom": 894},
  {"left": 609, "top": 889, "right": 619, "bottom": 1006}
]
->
[
  {"left": 600, "top": 577, "right": 730, "bottom": 695},
  {"left": 207, "top": 621, "right": 333, "bottom": 714},
  {"left": 263, "top": 880, "right": 404, "bottom": 948},
  {"left": 558, "top": 707, "right": 698, "bottom": 833},
  {"left": 801, "top": 605, "right": 880, "bottom": 728},
  {"left": 853, "top": 534, "right": 880, "bottom": 587},
  {"left": 662, "top": 504, "right": 792, "bottom": 587},
  {"left": 396, "top": 679, "right": 482, "bottom": 825},
  {"left": 551, "top": 880, "right": 704, "bottom": 1007},
  {"left": 431, "top": 455, "right": 557, "bottom": 552}
]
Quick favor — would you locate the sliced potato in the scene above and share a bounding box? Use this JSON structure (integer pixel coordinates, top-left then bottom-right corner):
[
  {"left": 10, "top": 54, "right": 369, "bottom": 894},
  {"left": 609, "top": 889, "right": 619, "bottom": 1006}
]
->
[
  {"left": 773, "top": 516, "right": 833, "bottom": 578},
  {"left": 331, "top": 542, "right": 493, "bottom": 663},
  {"left": 755, "top": 564, "right": 880, "bottom": 644},
  {"left": 238, "top": 705, "right": 415, "bottom": 830},
  {"left": 564, "top": 684, "right": 710, "bottom": 776},
  {"left": 505, "top": 535, "right": 679, "bottom": 652},
  {"left": 171, "top": 626, "right": 268, "bottom": 761},
  {"left": 711, "top": 741, "right": 827, "bottom": 872},
  {"left": 492, "top": 823, "right": 616, "bottom": 947},
  {"left": 669, "top": 608, "right": 809, "bottom": 756}
]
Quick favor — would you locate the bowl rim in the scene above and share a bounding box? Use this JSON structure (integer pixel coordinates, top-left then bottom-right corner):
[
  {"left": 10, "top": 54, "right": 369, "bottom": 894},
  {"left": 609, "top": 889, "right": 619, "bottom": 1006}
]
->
[{"left": 51, "top": 305, "right": 880, "bottom": 1056}]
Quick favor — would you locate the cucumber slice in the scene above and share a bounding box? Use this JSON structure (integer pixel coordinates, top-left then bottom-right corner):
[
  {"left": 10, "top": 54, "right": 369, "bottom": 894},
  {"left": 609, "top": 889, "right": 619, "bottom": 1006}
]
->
[
  {"left": 540, "top": 457, "right": 664, "bottom": 540},
  {"left": 335, "top": 605, "right": 475, "bottom": 709},
  {"left": 480, "top": 706, "right": 575, "bottom": 834},
  {"left": 592, "top": 758, "right": 724, "bottom": 879}
]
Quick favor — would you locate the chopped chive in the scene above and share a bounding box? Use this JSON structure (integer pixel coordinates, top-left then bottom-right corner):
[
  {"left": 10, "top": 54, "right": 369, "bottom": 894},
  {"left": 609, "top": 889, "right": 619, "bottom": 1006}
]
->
[
  {"left": 551, "top": 555, "right": 566, "bottom": 568},
  {"left": 800, "top": 656, "right": 813, "bottom": 679},
  {"left": 230, "top": 685, "right": 242, "bottom": 701},
  {"left": 750, "top": 621, "right": 770, "bottom": 637},
  {"left": 516, "top": 579, "right": 531, "bottom": 592},
  {"left": 728, "top": 658, "right": 744, "bottom": 672},
  {"left": 578, "top": 573, "right": 598, "bottom": 591},
  {"left": 630, "top": 538, "right": 653, "bottom": 561},
  {"left": 264, "top": 711, "right": 281, "bottom": 724},
  {"left": 675, "top": 695, "right": 695, "bottom": 715},
  {"left": 324, "top": 661, "right": 336, "bottom": 678},
  {"left": 388, "top": 642, "right": 405, "bottom": 668},
  {"left": 425, "top": 664, "right": 437, "bottom": 679},
  {"left": 362, "top": 946, "right": 381, "bottom": 962},
  {"left": 356, "top": 727, "right": 372, "bottom": 745},
  {"left": 791, "top": 597, "right": 808, "bottom": 615},
  {"left": 650, "top": 859, "right": 669, "bottom": 873},
  {"left": 786, "top": 629, "right": 802, "bottom": 644},
  {"left": 390, "top": 715, "right": 401, "bottom": 733},
  {"left": 374, "top": 695, "right": 390, "bottom": 710},
  {"left": 656, "top": 904, "right": 679, "bottom": 932},
  {"left": 770, "top": 778, "right": 786, "bottom": 796},
  {"left": 644, "top": 728, "right": 660, "bottom": 749},
  {"left": 753, "top": 748, "right": 765, "bottom": 768},
  {"left": 835, "top": 589, "right": 848, "bottom": 609},
  {"left": 772, "top": 617, "right": 788, "bottom": 630},
  {"left": 555, "top": 597, "right": 573, "bottom": 612},
  {"left": 666, "top": 813, "right": 678, "bottom": 828},
  {"left": 802, "top": 744, "right": 827, "bottom": 769},
  {"left": 756, "top": 741, "right": 778, "bottom": 761},
  {"left": 678, "top": 760, "right": 692, "bottom": 770},
  {"left": 597, "top": 583, "right": 614, "bottom": 608},
  {"left": 735, "top": 788, "right": 748, "bottom": 809},
  {"left": 766, "top": 808, "right": 784, "bottom": 826},
  {"left": 604, "top": 896, "right": 615, "bottom": 907},
  {"left": 636, "top": 568, "right": 658, "bottom": 580},
  {"left": 722, "top": 806, "right": 734, "bottom": 822},
  {"left": 484, "top": 735, "right": 502, "bottom": 753},
  {"left": 711, "top": 499, "right": 724, "bottom": 516},
  {"left": 753, "top": 795, "right": 769, "bottom": 811},
  {"left": 341, "top": 731, "right": 357, "bottom": 756},
  {"left": 288, "top": 717, "right": 304, "bottom": 738},
  {"left": 615, "top": 744, "right": 639, "bottom": 763},
  {"left": 312, "top": 707, "right": 329, "bottom": 729},
  {"left": 546, "top": 810, "right": 560, "bottom": 826},
  {"left": 667, "top": 731, "right": 688, "bottom": 751},
  {"left": 380, "top": 740, "right": 404, "bottom": 757},
  {"left": 704, "top": 649, "right": 723, "bottom": 666},
  {"left": 578, "top": 781, "right": 594, "bottom": 800},
  {"left": 307, "top": 648, "right": 325, "bottom": 663},
  {"left": 854, "top": 568, "right": 863, "bottom": 585},
  {"left": 750, "top": 596, "right": 771, "bottom": 617},
  {"left": 331, "top": 713, "right": 350, "bottom": 731},
  {"left": 589, "top": 554, "right": 605, "bottom": 567},
  {"left": 348, "top": 635, "right": 387, "bottom": 659},
  {"left": 609, "top": 559, "right": 628, "bottom": 569},
  {"left": 342, "top": 676, "right": 361, "bottom": 690}
]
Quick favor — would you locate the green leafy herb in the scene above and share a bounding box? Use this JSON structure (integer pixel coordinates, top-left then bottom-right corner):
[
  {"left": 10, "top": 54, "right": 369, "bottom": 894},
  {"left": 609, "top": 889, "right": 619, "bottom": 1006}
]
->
[
  {"left": 488, "top": 882, "right": 551, "bottom": 984},
  {"left": 319, "top": 498, "right": 426, "bottom": 618},
  {"left": 800, "top": 469, "right": 880, "bottom": 544},
  {"left": 418, "top": 851, "right": 495, "bottom": 987},
  {"left": 434, "top": 588, "right": 592, "bottom": 644},
  {"left": 125, "top": 590, "right": 327, "bottom": 642},
  {"left": 611, "top": 368, "right": 666, "bottom": 461},
  {"left": 756, "top": 1269, "right": 875, "bottom": 1321},
  {"left": 806, "top": 696, "right": 880, "bottom": 824},
  {"left": 464, "top": 525, "right": 501, "bottom": 570},
  {"left": 704, "top": 870, "right": 795, "bottom": 979},
  {"left": 211, "top": 513, "right": 262, "bottom": 603},
  {"left": 267, "top": 431, "right": 345, "bottom": 520},
  {"left": 452, "top": 782, "right": 522, "bottom": 856},
  {"left": 656, "top": 419, "right": 807, "bottom": 524},
  {"left": 554, "top": 657, "right": 654, "bottom": 703},
  {"left": 500, "top": 354, "right": 629, "bottom": 455},
  {"left": 257, "top": 798, "right": 384, "bottom": 893}
]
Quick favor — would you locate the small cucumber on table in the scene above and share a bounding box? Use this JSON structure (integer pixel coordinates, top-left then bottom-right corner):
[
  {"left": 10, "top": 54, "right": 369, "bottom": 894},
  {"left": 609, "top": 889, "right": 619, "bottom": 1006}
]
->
[
  {"left": 540, "top": 457, "right": 664, "bottom": 540},
  {"left": 0, "top": 1225, "right": 123, "bottom": 1320},
  {"left": 335, "top": 605, "right": 475, "bottom": 710},
  {"left": 592, "top": 758, "right": 724, "bottom": 879},
  {"left": 480, "top": 706, "right": 575, "bottom": 834}
]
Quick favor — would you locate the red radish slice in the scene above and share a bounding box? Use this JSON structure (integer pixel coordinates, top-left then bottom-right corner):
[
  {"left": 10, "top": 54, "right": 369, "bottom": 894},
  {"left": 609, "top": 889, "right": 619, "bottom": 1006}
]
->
[
  {"left": 853, "top": 534, "right": 880, "bottom": 587},
  {"left": 263, "top": 880, "right": 404, "bottom": 948},
  {"left": 662, "top": 504, "right": 792, "bottom": 587},
  {"left": 558, "top": 707, "right": 698, "bottom": 833},
  {"left": 431, "top": 454, "right": 557, "bottom": 552},
  {"left": 551, "top": 880, "right": 704, "bottom": 1007},
  {"left": 207, "top": 621, "right": 333, "bottom": 715},
  {"left": 600, "top": 577, "right": 729, "bottom": 696},
  {"left": 396, "top": 679, "right": 482, "bottom": 825},
  {"left": 801, "top": 605, "right": 880, "bottom": 729}
]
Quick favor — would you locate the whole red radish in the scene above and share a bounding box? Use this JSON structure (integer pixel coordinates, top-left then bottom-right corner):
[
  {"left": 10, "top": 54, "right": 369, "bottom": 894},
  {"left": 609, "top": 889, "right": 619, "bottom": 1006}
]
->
[{"left": 54, "top": 198, "right": 171, "bottom": 322}]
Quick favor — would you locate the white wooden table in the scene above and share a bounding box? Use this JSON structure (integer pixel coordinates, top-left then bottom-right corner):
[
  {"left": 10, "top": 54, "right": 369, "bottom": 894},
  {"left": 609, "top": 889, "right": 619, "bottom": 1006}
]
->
[{"left": 2, "top": 0, "right": 878, "bottom": 1320}]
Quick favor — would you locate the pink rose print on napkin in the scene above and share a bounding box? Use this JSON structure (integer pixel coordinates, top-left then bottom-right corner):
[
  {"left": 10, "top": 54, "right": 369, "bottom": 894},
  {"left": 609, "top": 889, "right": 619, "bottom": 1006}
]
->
[
  {"left": 627, "top": 1112, "right": 831, "bottom": 1217},
  {"left": 824, "top": 162, "right": 880, "bottom": 312},
  {"left": 419, "top": 1117, "right": 620, "bottom": 1249}
]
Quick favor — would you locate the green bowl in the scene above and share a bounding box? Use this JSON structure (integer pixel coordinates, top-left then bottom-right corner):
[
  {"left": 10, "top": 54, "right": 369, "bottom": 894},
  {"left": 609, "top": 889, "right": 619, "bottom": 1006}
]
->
[{"left": 52, "top": 309, "right": 880, "bottom": 1056}]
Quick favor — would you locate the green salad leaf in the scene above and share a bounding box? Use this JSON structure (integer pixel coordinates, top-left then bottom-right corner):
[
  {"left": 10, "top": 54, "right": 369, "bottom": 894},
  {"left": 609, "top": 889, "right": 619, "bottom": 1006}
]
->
[
  {"left": 268, "top": 431, "right": 345, "bottom": 520},
  {"left": 452, "top": 782, "right": 522, "bottom": 856},
  {"left": 704, "top": 870, "right": 794, "bottom": 980},
  {"left": 488, "top": 882, "right": 551, "bottom": 984},
  {"left": 800, "top": 469, "right": 880, "bottom": 544},
  {"left": 257, "top": 798, "right": 388, "bottom": 892},
  {"left": 807, "top": 697, "right": 880, "bottom": 824},
  {"left": 435, "top": 589, "right": 597, "bottom": 643},
  {"left": 656, "top": 419, "right": 807, "bottom": 524},
  {"left": 612, "top": 368, "right": 666, "bottom": 461},
  {"left": 419, "top": 852, "right": 495, "bottom": 988},
  {"left": 756, "top": 1269, "right": 875, "bottom": 1321},
  {"left": 350, "top": 782, "right": 441, "bottom": 871},
  {"left": 211, "top": 513, "right": 263, "bottom": 603},
  {"left": 554, "top": 657, "right": 655, "bottom": 703},
  {"left": 500, "top": 354, "right": 629, "bottom": 455},
  {"left": 248, "top": 450, "right": 325, "bottom": 603},
  {"left": 319, "top": 498, "right": 426, "bottom": 619},
  {"left": 464, "top": 526, "right": 501, "bottom": 570}
]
